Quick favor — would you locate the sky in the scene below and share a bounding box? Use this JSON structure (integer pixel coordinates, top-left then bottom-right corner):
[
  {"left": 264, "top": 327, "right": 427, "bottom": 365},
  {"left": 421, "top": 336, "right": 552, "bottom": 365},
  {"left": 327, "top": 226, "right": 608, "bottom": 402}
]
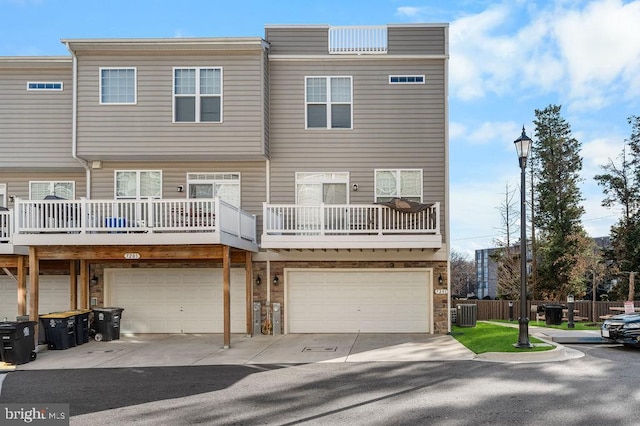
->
[{"left": 2, "top": 0, "right": 639, "bottom": 258}]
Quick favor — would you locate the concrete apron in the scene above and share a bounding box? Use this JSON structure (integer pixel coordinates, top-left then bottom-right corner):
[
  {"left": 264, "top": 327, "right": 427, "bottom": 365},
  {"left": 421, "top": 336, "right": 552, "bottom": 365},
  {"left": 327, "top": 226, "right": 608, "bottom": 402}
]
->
[
  {"left": 10, "top": 333, "right": 479, "bottom": 370},
  {"left": 5, "top": 329, "right": 596, "bottom": 371}
]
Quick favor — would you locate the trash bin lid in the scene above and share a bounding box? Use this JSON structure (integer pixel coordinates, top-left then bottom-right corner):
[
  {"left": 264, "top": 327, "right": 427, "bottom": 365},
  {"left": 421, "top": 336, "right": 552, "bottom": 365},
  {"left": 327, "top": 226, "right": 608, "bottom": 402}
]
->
[
  {"left": 92, "top": 307, "right": 124, "bottom": 313},
  {"left": 40, "top": 311, "right": 77, "bottom": 319}
]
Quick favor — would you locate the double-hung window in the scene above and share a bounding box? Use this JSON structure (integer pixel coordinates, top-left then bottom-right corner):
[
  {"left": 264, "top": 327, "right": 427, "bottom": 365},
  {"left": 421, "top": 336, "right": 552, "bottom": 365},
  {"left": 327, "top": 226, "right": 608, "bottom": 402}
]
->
[
  {"left": 305, "top": 76, "right": 352, "bottom": 129},
  {"left": 375, "top": 169, "right": 422, "bottom": 202},
  {"left": 115, "top": 171, "right": 162, "bottom": 199},
  {"left": 29, "top": 181, "right": 75, "bottom": 200},
  {"left": 174, "top": 68, "right": 222, "bottom": 123},
  {"left": 186, "top": 173, "right": 240, "bottom": 207},
  {"left": 100, "top": 68, "right": 136, "bottom": 104}
]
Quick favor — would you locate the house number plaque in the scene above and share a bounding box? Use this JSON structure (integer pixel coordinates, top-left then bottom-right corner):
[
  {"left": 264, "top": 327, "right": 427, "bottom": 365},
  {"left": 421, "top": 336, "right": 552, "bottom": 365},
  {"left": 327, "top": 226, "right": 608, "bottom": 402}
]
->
[{"left": 124, "top": 253, "right": 141, "bottom": 260}]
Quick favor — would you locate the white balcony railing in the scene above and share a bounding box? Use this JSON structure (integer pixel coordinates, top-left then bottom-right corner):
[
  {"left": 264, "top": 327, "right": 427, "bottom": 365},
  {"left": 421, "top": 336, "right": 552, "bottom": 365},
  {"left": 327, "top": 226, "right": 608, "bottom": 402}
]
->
[
  {"left": 329, "top": 26, "right": 387, "bottom": 54},
  {"left": 263, "top": 203, "right": 440, "bottom": 236},
  {"left": 0, "top": 209, "right": 12, "bottom": 243},
  {"left": 8, "top": 198, "right": 256, "bottom": 243}
]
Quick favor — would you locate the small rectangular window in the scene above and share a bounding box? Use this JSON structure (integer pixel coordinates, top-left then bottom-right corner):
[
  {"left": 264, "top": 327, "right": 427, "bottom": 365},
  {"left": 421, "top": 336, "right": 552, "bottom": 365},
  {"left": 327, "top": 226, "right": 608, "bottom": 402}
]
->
[
  {"left": 389, "top": 75, "right": 425, "bottom": 84},
  {"left": 100, "top": 68, "right": 136, "bottom": 104},
  {"left": 375, "top": 169, "right": 423, "bottom": 203},
  {"left": 27, "top": 82, "right": 63, "bottom": 91}
]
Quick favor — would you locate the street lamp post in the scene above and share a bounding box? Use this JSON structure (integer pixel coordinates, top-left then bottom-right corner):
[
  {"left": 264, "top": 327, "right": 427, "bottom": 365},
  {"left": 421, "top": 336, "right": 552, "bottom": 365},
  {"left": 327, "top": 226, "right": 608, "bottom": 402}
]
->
[{"left": 514, "top": 127, "right": 533, "bottom": 348}]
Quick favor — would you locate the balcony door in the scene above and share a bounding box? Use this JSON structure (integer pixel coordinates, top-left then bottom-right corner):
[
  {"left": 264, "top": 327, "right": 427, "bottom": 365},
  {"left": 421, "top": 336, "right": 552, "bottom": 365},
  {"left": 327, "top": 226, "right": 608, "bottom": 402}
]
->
[
  {"left": 0, "top": 184, "right": 6, "bottom": 207},
  {"left": 295, "top": 172, "right": 348, "bottom": 231}
]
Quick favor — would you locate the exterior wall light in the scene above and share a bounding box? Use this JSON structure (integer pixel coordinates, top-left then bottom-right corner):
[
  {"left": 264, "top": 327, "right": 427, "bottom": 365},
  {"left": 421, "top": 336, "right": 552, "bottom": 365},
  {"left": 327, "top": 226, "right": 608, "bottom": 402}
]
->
[{"left": 273, "top": 274, "right": 279, "bottom": 286}]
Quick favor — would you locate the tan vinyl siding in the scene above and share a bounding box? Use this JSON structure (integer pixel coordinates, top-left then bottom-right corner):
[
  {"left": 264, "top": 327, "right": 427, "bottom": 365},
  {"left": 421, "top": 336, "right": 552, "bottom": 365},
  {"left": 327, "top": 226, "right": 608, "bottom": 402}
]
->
[
  {"left": 88, "top": 161, "right": 266, "bottom": 233},
  {"left": 387, "top": 26, "right": 447, "bottom": 56},
  {"left": 75, "top": 52, "right": 266, "bottom": 161},
  {"left": 268, "top": 58, "right": 446, "bottom": 237},
  {"left": 265, "top": 27, "right": 329, "bottom": 55},
  {"left": 0, "top": 172, "right": 87, "bottom": 200},
  {"left": 0, "top": 64, "right": 78, "bottom": 170},
  {"left": 262, "top": 47, "right": 270, "bottom": 158}
]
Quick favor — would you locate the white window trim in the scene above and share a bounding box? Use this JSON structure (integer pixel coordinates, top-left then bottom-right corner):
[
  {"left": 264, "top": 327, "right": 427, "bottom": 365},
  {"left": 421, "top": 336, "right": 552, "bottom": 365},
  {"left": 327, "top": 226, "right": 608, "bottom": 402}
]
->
[
  {"left": 374, "top": 169, "right": 423, "bottom": 202},
  {"left": 295, "top": 172, "right": 350, "bottom": 205},
  {"left": 172, "top": 67, "right": 224, "bottom": 124},
  {"left": 28, "top": 181, "right": 76, "bottom": 200},
  {"left": 388, "top": 75, "right": 425, "bottom": 84},
  {"left": 99, "top": 67, "right": 137, "bottom": 105},
  {"left": 304, "top": 76, "right": 353, "bottom": 130},
  {"left": 27, "top": 82, "right": 63, "bottom": 91},
  {"left": 0, "top": 183, "right": 6, "bottom": 207},
  {"left": 186, "top": 172, "right": 241, "bottom": 206},
  {"left": 114, "top": 170, "right": 162, "bottom": 200}
]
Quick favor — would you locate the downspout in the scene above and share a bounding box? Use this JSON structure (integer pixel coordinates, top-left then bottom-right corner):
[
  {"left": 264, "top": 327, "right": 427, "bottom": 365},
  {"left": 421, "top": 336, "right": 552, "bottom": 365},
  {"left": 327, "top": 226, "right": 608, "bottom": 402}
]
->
[{"left": 65, "top": 42, "right": 91, "bottom": 198}]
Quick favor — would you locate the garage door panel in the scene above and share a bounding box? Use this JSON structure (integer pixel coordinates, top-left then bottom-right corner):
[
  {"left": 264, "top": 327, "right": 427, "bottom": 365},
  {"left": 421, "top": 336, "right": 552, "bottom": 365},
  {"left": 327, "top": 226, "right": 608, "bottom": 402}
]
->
[
  {"left": 0, "top": 276, "right": 77, "bottom": 319},
  {"left": 109, "top": 268, "right": 246, "bottom": 334},
  {"left": 288, "top": 270, "right": 430, "bottom": 333}
]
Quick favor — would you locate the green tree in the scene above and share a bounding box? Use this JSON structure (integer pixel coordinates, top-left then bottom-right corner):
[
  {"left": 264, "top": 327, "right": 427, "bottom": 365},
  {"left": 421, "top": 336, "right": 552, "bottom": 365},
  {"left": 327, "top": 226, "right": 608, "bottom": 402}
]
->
[
  {"left": 532, "top": 104, "right": 590, "bottom": 299},
  {"left": 594, "top": 115, "right": 640, "bottom": 300}
]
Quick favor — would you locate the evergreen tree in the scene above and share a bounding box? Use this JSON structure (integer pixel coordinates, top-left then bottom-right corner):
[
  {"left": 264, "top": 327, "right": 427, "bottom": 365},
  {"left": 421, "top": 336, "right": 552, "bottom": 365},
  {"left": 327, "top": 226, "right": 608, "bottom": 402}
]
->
[
  {"left": 595, "top": 116, "right": 640, "bottom": 299},
  {"left": 532, "top": 105, "right": 590, "bottom": 299}
]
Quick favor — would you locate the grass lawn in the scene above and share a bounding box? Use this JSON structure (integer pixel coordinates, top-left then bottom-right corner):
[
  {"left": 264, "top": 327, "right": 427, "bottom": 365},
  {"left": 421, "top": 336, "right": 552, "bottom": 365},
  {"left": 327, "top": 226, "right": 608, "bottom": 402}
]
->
[
  {"left": 451, "top": 321, "right": 554, "bottom": 354},
  {"left": 494, "top": 319, "right": 601, "bottom": 330}
]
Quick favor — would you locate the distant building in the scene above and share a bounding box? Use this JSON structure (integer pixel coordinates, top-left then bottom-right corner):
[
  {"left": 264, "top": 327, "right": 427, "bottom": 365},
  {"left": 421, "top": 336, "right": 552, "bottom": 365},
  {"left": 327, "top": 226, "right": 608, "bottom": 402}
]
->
[{"left": 475, "top": 236, "right": 612, "bottom": 300}]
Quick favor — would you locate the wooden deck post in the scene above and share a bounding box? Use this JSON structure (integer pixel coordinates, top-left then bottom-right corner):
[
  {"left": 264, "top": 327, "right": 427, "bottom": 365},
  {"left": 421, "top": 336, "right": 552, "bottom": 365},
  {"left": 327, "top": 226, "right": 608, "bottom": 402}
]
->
[
  {"left": 223, "top": 245, "right": 231, "bottom": 348},
  {"left": 28, "top": 247, "right": 40, "bottom": 344},
  {"left": 80, "top": 260, "right": 89, "bottom": 309},
  {"left": 245, "top": 251, "right": 252, "bottom": 336},
  {"left": 17, "top": 255, "right": 27, "bottom": 316},
  {"left": 70, "top": 260, "right": 78, "bottom": 310}
]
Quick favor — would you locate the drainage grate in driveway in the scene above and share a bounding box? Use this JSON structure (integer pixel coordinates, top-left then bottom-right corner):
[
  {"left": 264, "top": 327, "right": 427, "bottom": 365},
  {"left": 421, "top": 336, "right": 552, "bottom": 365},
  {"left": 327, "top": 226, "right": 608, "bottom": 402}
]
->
[
  {"left": 302, "top": 347, "right": 338, "bottom": 352},
  {"left": 86, "top": 349, "right": 123, "bottom": 354}
]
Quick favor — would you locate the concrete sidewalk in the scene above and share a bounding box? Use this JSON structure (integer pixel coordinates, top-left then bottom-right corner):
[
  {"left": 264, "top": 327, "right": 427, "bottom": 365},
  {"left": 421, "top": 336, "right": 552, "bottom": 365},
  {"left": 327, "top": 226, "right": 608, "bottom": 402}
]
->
[{"left": 0, "top": 326, "right": 609, "bottom": 371}]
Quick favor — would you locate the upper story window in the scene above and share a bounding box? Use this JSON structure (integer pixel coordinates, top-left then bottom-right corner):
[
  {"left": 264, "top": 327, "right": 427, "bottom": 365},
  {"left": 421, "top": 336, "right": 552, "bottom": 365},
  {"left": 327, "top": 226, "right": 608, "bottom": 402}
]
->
[
  {"left": 187, "top": 172, "right": 240, "bottom": 207},
  {"left": 27, "top": 82, "right": 63, "bottom": 91},
  {"left": 375, "top": 169, "right": 422, "bottom": 203},
  {"left": 174, "top": 68, "right": 222, "bottom": 123},
  {"left": 389, "top": 75, "right": 425, "bottom": 84},
  {"left": 305, "top": 76, "right": 352, "bottom": 129},
  {"left": 100, "top": 68, "right": 136, "bottom": 104},
  {"left": 29, "top": 181, "right": 75, "bottom": 200},
  {"left": 115, "top": 170, "right": 162, "bottom": 199}
]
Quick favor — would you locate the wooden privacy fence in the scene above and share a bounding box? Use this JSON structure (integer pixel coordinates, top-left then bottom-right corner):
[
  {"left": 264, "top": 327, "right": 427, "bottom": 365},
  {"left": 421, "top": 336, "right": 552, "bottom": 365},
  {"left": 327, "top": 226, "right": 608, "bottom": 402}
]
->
[{"left": 451, "top": 300, "right": 638, "bottom": 322}]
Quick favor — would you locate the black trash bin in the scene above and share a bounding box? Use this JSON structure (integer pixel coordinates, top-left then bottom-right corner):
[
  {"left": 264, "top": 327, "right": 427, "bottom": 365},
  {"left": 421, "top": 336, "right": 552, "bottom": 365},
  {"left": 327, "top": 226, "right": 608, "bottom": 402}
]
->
[
  {"left": 544, "top": 304, "right": 563, "bottom": 325},
  {"left": 0, "top": 321, "right": 37, "bottom": 365},
  {"left": 39, "top": 312, "right": 77, "bottom": 350},
  {"left": 92, "top": 307, "right": 124, "bottom": 342},
  {"left": 70, "top": 309, "right": 91, "bottom": 345}
]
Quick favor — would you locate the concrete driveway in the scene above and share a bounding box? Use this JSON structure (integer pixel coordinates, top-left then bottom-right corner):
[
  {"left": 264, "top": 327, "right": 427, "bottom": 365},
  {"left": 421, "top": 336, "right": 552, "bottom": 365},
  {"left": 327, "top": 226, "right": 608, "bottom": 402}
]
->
[{"left": 12, "top": 333, "right": 476, "bottom": 370}]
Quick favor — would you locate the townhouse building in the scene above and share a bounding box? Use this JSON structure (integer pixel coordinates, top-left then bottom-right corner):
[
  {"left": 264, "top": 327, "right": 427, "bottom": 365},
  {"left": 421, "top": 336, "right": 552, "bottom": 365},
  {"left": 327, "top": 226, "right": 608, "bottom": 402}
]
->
[{"left": 0, "top": 23, "right": 450, "bottom": 344}]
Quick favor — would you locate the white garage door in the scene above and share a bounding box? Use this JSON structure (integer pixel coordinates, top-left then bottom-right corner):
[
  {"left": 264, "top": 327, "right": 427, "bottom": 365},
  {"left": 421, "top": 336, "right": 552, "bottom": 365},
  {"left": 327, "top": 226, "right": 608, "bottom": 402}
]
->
[
  {"left": 106, "top": 268, "right": 247, "bottom": 334},
  {"left": 0, "top": 275, "right": 77, "bottom": 320},
  {"left": 287, "top": 269, "right": 431, "bottom": 333}
]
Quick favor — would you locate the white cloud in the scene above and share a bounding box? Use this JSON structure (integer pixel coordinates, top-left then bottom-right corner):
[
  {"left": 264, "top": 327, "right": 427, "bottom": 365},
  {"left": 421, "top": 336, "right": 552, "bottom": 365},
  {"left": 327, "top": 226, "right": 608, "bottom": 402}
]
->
[
  {"left": 396, "top": 6, "right": 424, "bottom": 18},
  {"left": 447, "top": 0, "right": 640, "bottom": 110},
  {"left": 553, "top": 0, "right": 640, "bottom": 106}
]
